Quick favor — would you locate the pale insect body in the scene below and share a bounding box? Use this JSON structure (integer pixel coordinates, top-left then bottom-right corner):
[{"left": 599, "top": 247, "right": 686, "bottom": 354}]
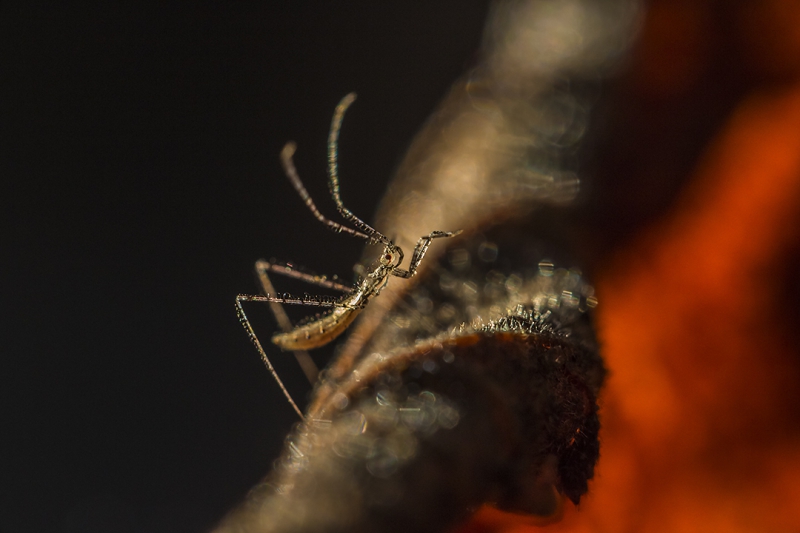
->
[
  {"left": 236, "top": 93, "right": 460, "bottom": 417},
  {"left": 269, "top": 246, "right": 399, "bottom": 351}
]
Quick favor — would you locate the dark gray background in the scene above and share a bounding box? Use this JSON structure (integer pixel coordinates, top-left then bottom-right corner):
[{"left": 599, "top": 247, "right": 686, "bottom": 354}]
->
[{"left": 1, "top": 3, "right": 489, "bottom": 532}]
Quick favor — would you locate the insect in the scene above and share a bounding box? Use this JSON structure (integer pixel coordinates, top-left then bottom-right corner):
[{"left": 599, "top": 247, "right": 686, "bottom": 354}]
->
[{"left": 235, "top": 92, "right": 461, "bottom": 418}]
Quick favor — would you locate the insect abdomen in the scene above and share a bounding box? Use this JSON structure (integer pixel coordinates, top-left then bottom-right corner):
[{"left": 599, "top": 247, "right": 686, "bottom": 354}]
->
[{"left": 272, "top": 307, "right": 363, "bottom": 351}]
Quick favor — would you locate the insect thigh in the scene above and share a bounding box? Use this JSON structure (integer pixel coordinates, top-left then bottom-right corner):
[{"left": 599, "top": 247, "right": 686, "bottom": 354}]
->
[{"left": 256, "top": 259, "right": 353, "bottom": 293}]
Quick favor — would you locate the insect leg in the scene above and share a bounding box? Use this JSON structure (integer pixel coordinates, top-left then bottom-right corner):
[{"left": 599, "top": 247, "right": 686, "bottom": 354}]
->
[
  {"left": 235, "top": 296, "right": 304, "bottom": 419},
  {"left": 255, "top": 262, "right": 321, "bottom": 384},
  {"left": 237, "top": 293, "right": 353, "bottom": 308},
  {"left": 255, "top": 259, "right": 353, "bottom": 292},
  {"left": 392, "top": 230, "right": 462, "bottom": 279}
]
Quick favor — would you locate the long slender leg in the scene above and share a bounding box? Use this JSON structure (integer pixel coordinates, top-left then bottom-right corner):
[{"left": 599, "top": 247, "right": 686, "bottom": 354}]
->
[
  {"left": 255, "top": 259, "right": 353, "bottom": 292},
  {"left": 256, "top": 263, "right": 319, "bottom": 384},
  {"left": 280, "top": 142, "right": 370, "bottom": 241},
  {"left": 236, "top": 289, "right": 359, "bottom": 416},
  {"left": 326, "top": 93, "right": 390, "bottom": 245},
  {"left": 392, "top": 230, "right": 462, "bottom": 279},
  {"left": 236, "top": 293, "right": 353, "bottom": 308},
  {"left": 235, "top": 297, "right": 304, "bottom": 419}
]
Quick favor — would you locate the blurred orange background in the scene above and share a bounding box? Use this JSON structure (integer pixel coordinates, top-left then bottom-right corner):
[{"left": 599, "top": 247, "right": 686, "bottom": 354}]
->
[{"left": 461, "top": 1, "right": 800, "bottom": 531}]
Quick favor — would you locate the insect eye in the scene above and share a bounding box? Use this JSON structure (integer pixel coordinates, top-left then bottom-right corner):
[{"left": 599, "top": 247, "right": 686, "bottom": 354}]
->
[{"left": 380, "top": 251, "right": 396, "bottom": 265}]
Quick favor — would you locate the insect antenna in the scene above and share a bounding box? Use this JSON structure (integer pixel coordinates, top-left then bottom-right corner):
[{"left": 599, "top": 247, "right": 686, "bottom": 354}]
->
[
  {"left": 327, "top": 93, "right": 392, "bottom": 247},
  {"left": 280, "top": 142, "right": 370, "bottom": 242}
]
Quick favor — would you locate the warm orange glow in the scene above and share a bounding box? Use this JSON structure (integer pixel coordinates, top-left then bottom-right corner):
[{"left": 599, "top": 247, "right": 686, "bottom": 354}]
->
[{"left": 457, "top": 2, "right": 800, "bottom": 532}]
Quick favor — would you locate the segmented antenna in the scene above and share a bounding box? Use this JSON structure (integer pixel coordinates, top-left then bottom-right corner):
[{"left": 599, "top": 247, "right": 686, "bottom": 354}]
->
[
  {"left": 280, "top": 142, "right": 370, "bottom": 241},
  {"left": 327, "top": 93, "right": 391, "bottom": 246}
]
